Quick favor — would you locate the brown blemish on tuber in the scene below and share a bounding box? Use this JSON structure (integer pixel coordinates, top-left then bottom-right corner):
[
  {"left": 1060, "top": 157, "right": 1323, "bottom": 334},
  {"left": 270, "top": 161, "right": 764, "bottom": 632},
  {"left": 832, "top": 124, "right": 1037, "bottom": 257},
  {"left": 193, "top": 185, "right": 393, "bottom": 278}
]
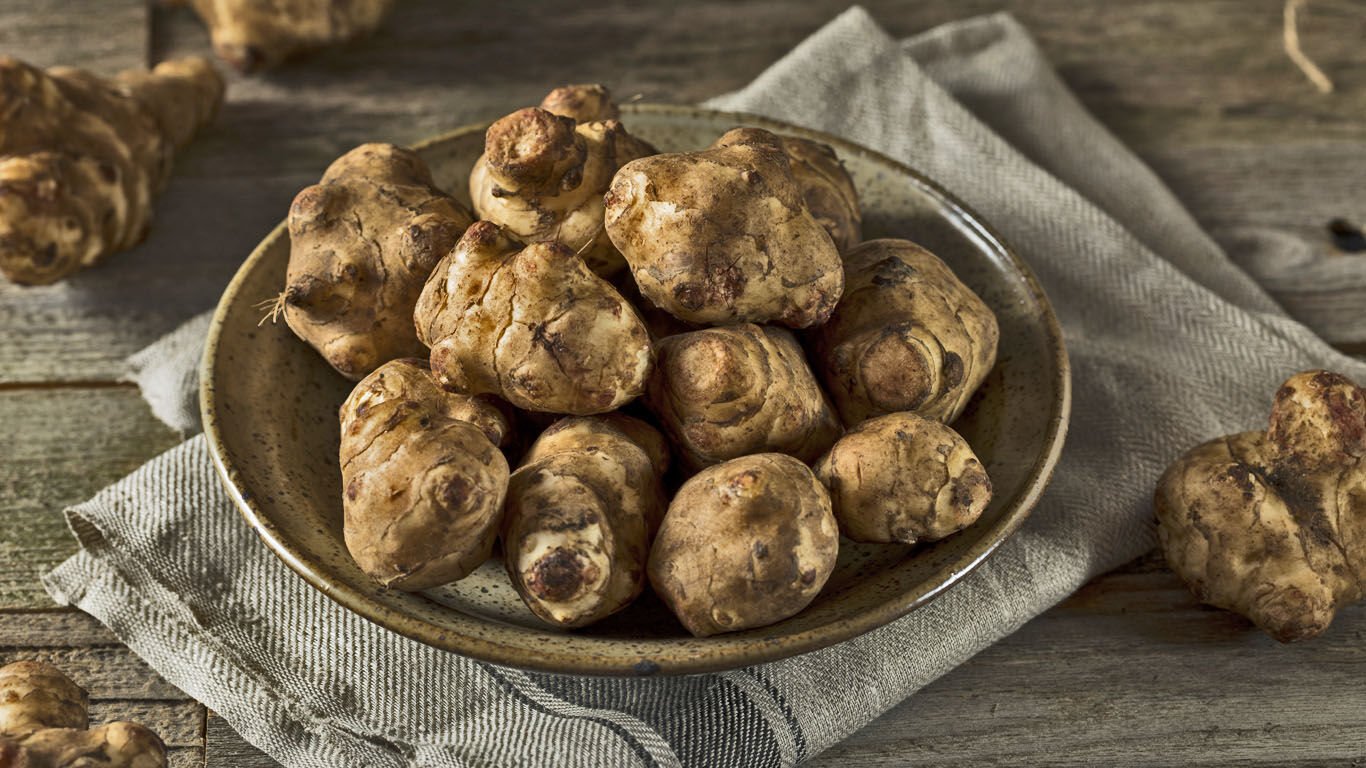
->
[
  {"left": 710, "top": 131, "right": 861, "bottom": 253},
  {"left": 1155, "top": 370, "right": 1366, "bottom": 642},
  {"left": 470, "top": 88, "right": 654, "bottom": 276},
  {"left": 503, "top": 415, "right": 668, "bottom": 628},
  {"left": 604, "top": 126, "right": 844, "bottom": 328},
  {"left": 646, "top": 323, "right": 840, "bottom": 471},
  {"left": 0, "top": 56, "right": 222, "bottom": 285},
  {"left": 414, "top": 221, "right": 653, "bottom": 416},
  {"left": 181, "top": 0, "right": 395, "bottom": 72},
  {"left": 0, "top": 660, "right": 168, "bottom": 767},
  {"left": 340, "top": 359, "right": 510, "bottom": 590},
  {"left": 815, "top": 411, "right": 992, "bottom": 544},
  {"left": 808, "top": 238, "right": 998, "bottom": 426},
  {"left": 778, "top": 135, "right": 862, "bottom": 253},
  {"left": 284, "top": 143, "right": 473, "bottom": 381},
  {"left": 648, "top": 453, "right": 839, "bottom": 637}
]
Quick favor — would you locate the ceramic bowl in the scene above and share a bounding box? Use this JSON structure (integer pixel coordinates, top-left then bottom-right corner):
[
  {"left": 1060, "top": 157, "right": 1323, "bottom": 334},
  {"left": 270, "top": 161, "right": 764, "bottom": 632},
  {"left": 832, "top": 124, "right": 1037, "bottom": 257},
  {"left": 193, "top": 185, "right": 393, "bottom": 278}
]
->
[{"left": 202, "top": 105, "right": 1070, "bottom": 676}]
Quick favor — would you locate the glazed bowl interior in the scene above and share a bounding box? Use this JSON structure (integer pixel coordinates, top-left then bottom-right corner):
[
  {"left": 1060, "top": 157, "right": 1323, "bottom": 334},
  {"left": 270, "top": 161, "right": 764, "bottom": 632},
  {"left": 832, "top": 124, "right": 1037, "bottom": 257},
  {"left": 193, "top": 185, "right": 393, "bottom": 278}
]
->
[{"left": 201, "top": 105, "right": 1070, "bottom": 676}]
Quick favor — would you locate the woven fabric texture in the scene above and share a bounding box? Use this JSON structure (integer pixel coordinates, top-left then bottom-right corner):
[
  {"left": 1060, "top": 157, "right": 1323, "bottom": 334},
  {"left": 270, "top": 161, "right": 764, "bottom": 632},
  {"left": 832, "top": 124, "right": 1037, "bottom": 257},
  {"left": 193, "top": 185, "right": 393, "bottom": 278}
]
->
[{"left": 45, "top": 8, "right": 1366, "bottom": 767}]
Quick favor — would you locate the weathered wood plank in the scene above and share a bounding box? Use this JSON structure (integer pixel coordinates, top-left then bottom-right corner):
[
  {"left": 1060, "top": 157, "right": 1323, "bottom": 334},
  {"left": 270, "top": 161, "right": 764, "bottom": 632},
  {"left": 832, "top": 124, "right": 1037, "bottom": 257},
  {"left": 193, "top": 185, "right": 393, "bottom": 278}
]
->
[
  {"left": 206, "top": 713, "right": 279, "bottom": 768},
  {"left": 6, "top": 0, "right": 1366, "bottom": 383},
  {"left": 194, "top": 557, "right": 1366, "bottom": 767},
  {"left": 809, "top": 566, "right": 1366, "bottom": 767},
  {"left": 0, "top": 0, "right": 147, "bottom": 72},
  {"left": 0, "top": 388, "right": 182, "bottom": 608}
]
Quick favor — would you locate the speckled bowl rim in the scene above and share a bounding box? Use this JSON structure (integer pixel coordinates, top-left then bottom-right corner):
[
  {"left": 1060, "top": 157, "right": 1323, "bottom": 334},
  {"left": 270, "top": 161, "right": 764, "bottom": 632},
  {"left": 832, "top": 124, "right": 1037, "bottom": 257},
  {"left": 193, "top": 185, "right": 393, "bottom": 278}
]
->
[{"left": 201, "top": 104, "right": 1072, "bottom": 677}]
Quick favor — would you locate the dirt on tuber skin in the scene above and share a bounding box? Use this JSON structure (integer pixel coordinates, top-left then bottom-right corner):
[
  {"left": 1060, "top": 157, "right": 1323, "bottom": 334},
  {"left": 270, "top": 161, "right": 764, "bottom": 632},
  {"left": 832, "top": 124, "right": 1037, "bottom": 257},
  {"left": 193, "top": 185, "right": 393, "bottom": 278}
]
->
[
  {"left": 0, "top": 660, "right": 167, "bottom": 767},
  {"left": 777, "top": 135, "right": 862, "bottom": 253},
  {"left": 284, "top": 142, "right": 474, "bottom": 381},
  {"left": 469, "top": 87, "right": 654, "bottom": 277},
  {"left": 177, "top": 0, "right": 395, "bottom": 72},
  {"left": 648, "top": 453, "right": 839, "bottom": 637},
  {"left": 0, "top": 56, "right": 223, "bottom": 286},
  {"left": 502, "top": 414, "right": 669, "bottom": 628},
  {"left": 815, "top": 411, "right": 992, "bottom": 544},
  {"left": 710, "top": 131, "right": 861, "bottom": 254},
  {"left": 604, "top": 126, "right": 844, "bottom": 328},
  {"left": 808, "top": 238, "right": 999, "bottom": 427},
  {"left": 414, "top": 221, "right": 653, "bottom": 416},
  {"left": 339, "top": 358, "right": 510, "bottom": 591},
  {"left": 1155, "top": 370, "right": 1366, "bottom": 642},
  {"left": 646, "top": 323, "right": 841, "bottom": 472}
]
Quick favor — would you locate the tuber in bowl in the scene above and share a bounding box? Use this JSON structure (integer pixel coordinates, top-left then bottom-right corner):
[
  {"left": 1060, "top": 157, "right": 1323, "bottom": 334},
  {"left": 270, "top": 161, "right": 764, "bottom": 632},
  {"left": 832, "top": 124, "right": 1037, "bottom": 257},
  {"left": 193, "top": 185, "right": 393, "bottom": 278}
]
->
[{"left": 202, "top": 106, "right": 1070, "bottom": 676}]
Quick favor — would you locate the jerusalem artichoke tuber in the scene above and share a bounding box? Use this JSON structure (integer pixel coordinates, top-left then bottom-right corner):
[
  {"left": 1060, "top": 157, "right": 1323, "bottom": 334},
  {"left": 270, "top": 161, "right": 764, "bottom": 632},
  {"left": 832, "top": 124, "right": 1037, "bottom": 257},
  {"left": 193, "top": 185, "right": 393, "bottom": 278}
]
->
[
  {"left": 414, "top": 221, "right": 653, "bottom": 416},
  {"left": 503, "top": 415, "right": 669, "bottom": 628},
  {"left": 0, "top": 56, "right": 222, "bottom": 285},
  {"left": 808, "top": 238, "right": 998, "bottom": 427},
  {"left": 469, "top": 89, "right": 653, "bottom": 276},
  {"left": 284, "top": 142, "right": 473, "bottom": 380},
  {"left": 815, "top": 411, "right": 991, "bottom": 544},
  {"left": 1156, "top": 370, "right": 1366, "bottom": 642},
  {"left": 179, "top": 0, "right": 395, "bottom": 72},
  {"left": 339, "top": 358, "right": 510, "bottom": 590},
  {"left": 646, "top": 323, "right": 840, "bottom": 471},
  {"left": 0, "top": 660, "right": 167, "bottom": 767},
  {"left": 604, "top": 126, "right": 844, "bottom": 328},
  {"left": 648, "top": 453, "right": 839, "bottom": 637}
]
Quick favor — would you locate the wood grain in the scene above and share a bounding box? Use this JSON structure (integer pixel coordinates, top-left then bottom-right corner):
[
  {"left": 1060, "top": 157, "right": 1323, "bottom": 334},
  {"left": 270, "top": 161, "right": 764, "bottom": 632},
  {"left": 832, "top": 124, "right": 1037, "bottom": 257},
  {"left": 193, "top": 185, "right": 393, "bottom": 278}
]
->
[
  {"left": 3, "top": 1, "right": 1366, "bottom": 766},
  {"left": 6, "top": 0, "right": 1366, "bottom": 384},
  {"left": 0, "top": 388, "right": 182, "bottom": 608},
  {"left": 0, "top": 0, "right": 147, "bottom": 72}
]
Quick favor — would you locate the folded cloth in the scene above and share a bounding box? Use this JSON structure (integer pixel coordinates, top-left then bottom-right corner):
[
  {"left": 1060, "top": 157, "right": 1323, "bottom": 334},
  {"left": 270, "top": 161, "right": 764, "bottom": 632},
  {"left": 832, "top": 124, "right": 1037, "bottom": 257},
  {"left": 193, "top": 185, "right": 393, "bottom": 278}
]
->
[{"left": 46, "top": 7, "right": 1366, "bottom": 767}]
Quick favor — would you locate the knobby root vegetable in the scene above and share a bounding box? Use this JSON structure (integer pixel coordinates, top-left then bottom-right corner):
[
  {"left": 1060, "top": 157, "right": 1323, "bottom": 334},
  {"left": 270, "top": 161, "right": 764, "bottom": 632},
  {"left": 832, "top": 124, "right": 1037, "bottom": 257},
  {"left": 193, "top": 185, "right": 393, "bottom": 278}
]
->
[
  {"left": 778, "top": 136, "right": 861, "bottom": 253},
  {"left": 414, "top": 221, "right": 653, "bottom": 415},
  {"left": 503, "top": 415, "right": 669, "bottom": 627},
  {"left": 469, "top": 89, "right": 653, "bottom": 276},
  {"left": 179, "top": 0, "right": 396, "bottom": 72},
  {"left": 648, "top": 453, "right": 839, "bottom": 637},
  {"left": 0, "top": 56, "right": 222, "bottom": 285},
  {"left": 339, "top": 358, "right": 510, "bottom": 590},
  {"left": 808, "top": 238, "right": 998, "bottom": 427},
  {"left": 539, "top": 83, "right": 619, "bottom": 124},
  {"left": 0, "top": 660, "right": 167, "bottom": 767},
  {"left": 284, "top": 142, "right": 473, "bottom": 380},
  {"left": 604, "top": 126, "right": 844, "bottom": 328},
  {"left": 646, "top": 323, "right": 840, "bottom": 471},
  {"left": 815, "top": 411, "right": 991, "bottom": 544},
  {"left": 1155, "top": 370, "right": 1366, "bottom": 642}
]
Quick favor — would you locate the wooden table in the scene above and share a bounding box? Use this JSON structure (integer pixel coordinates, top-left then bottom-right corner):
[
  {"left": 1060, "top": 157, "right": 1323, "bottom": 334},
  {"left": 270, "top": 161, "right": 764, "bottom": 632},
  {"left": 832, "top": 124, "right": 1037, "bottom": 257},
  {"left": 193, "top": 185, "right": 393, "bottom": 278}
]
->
[{"left": 3, "top": 1, "right": 1365, "bottom": 765}]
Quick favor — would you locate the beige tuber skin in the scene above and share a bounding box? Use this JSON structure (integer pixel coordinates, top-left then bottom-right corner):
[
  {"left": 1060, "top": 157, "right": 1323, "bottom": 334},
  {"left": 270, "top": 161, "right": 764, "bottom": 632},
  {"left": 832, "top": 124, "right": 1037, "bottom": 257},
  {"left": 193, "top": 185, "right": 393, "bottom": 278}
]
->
[
  {"left": 414, "top": 221, "right": 653, "bottom": 416},
  {"left": 339, "top": 358, "right": 511, "bottom": 591},
  {"left": 503, "top": 415, "right": 669, "bottom": 628},
  {"left": 778, "top": 136, "right": 861, "bottom": 253},
  {"left": 648, "top": 453, "right": 839, "bottom": 637},
  {"left": 469, "top": 89, "right": 654, "bottom": 277},
  {"left": 604, "top": 126, "right": 844, "bottom": 328},
  {"left": 0, "top": 56, "right": 222, "bottom": 285},
  {"left": 709, "top": 132, "right": 861, "bottom": 253},
  {"left": 815, "top": 412, "right": 992, "bottom": 544},
  {"left": 178, "top": 0, "right": 396, "bottom": 72},
  {"left": 646, "top": 323, "right": 841, "bottom": 471},
  {"left": 808, "top": 238, "right": 998, "bottom": 427},
  {"left": 284, "top": 143, "right": 474, "bottom": 381},
  {"left": 539, "top": 84, "right": 620, "bottom": 123},
  {"left": 1156, "top": 370, "right": 1366, "bottom": 643},
  {"left": 0, "top": 660, "right": 167, "bottom": 767}
]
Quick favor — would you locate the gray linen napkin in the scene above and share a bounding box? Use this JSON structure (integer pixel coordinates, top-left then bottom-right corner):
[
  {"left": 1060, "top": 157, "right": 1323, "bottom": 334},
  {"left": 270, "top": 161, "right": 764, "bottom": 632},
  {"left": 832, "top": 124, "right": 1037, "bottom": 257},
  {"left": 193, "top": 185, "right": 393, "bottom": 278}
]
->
[{"left": 44, "top": 8, "right": 1366, "bottom": 767}]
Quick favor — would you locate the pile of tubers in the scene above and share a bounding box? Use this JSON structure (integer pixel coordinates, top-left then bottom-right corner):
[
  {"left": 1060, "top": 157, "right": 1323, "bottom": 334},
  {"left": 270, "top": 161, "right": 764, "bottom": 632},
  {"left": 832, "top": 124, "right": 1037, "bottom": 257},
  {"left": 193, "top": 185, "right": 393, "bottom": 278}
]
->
[
  {"left": 0, "top": 660, "right": 168, "bottom": 767},
  {"left": 281, "top": 84, "right": 1000, "bottom": 637}
]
